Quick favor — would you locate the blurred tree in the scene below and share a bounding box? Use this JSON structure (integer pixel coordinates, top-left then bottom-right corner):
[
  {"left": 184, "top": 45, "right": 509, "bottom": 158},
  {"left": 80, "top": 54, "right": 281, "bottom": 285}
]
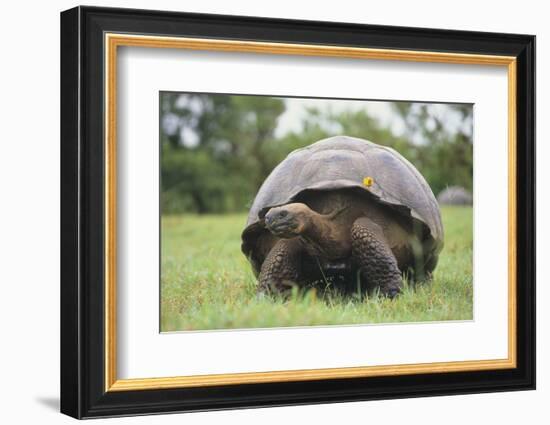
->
[
  {"left": 391, "top": 103, "right": 473, "bottom": 195},
  {"left": 160, "top": 93, "right": 285, "bottom": 213}
]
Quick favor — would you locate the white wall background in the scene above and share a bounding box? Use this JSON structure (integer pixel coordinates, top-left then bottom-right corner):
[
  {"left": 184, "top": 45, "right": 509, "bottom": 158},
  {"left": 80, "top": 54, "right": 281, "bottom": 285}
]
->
[{"left": 0, "top": 0, "right": 545, "bottom": 423}]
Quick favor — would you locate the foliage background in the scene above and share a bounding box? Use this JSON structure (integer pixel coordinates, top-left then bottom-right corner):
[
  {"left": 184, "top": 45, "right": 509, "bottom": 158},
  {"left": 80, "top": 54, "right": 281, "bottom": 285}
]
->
[{"left": 160, "top": 93, "right": 473, "bottom": 214}]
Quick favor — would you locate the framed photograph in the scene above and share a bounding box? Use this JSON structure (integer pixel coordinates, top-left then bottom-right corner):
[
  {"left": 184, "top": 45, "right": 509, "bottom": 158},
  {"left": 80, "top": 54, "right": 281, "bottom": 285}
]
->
[{"left": 60, "top": 6, "right": 535, "bottom": 419}]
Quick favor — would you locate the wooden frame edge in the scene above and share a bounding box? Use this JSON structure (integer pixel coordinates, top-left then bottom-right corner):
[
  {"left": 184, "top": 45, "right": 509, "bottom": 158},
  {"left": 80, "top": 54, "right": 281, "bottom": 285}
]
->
[{"left": 108, "top": 358, "right": 516, "bottom": 391}]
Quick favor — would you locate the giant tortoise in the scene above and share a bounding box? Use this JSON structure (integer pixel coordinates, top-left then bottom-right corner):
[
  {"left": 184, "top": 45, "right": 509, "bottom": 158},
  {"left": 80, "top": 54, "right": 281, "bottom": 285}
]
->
[{"left": 241, "top": 136, "right": 444, "bottom": 297}]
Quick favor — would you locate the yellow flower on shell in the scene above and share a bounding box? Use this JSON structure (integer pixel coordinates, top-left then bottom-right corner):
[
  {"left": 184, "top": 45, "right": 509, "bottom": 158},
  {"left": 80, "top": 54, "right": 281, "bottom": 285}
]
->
[{"left": 363, "top": 176, "right": 374, "bottom": 187}]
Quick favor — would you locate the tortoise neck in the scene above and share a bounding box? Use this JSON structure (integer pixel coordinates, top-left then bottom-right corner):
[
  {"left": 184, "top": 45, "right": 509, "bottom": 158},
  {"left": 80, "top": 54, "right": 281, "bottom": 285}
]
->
[{"left": 299, "top": 211, "right": 335, "bottom": 247}]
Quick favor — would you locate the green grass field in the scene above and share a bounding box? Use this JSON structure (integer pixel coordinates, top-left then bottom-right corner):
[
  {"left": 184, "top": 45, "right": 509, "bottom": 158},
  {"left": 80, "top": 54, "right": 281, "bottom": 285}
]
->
[{"left": 160, "top": 206, "right": 472, "bottom": 331}]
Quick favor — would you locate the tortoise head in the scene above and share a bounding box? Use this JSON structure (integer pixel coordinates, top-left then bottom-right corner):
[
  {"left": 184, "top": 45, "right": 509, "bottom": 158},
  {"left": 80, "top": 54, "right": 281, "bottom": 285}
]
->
[{"left": 264, "top": 203, "right": 312, "bottom": 238}]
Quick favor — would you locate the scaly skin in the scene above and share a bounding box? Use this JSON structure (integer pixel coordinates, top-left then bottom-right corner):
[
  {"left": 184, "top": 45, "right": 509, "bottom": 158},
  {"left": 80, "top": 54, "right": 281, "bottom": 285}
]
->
[
  {"left": 258, "top": 239, "right": 302, "bottom": 295},
  {"left": 351, "top": 217, "right": 402, "bottom": 298},
  {"left": 257, "top": 199, "right": 411, "bottom": 297}
]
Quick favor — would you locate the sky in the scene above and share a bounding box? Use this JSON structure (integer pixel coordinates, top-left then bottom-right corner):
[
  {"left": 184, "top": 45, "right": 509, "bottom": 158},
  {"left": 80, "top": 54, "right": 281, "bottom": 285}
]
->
[{"left": 275, "top": 98, "right": 402, "bottom": 138}]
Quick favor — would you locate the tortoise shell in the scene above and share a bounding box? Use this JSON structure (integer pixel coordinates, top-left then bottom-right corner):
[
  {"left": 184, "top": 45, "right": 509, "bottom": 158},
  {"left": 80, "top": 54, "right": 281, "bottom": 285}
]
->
[{"left": 242, "top": 136, "right": 443, "bottom": 267}]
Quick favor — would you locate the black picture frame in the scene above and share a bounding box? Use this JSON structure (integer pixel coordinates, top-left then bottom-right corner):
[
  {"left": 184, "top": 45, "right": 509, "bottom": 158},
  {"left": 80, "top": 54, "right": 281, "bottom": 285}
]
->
[{"left": 60, "top": 5, "right": 535, "bottom": 419}]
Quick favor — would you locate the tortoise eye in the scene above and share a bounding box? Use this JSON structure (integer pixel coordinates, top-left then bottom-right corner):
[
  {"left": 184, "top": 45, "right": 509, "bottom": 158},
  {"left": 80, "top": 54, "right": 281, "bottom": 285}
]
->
[{"left": 279, "top": 210, "right": 288, "bottom": 218}]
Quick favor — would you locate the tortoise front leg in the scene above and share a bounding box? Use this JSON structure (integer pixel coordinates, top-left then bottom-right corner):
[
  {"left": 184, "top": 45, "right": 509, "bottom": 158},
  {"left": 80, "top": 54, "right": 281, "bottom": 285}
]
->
[
  {"left": 351, "top": 217, "right": 402, "bottom": 298},
  {"left": 258, "top": 239, "right": 303, "bottom": 296}
]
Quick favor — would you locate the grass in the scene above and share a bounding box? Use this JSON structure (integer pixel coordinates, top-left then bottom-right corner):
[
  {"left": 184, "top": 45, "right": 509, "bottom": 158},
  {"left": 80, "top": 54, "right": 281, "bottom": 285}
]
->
[{"left": 160, "top": 206, "right": 473, "bottom": 331}]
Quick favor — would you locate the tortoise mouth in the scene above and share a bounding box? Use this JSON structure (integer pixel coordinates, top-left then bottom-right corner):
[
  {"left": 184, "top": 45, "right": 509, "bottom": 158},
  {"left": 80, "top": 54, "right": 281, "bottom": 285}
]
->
[{"left": 265, "top": 219, "right": 298, "bottom": 237}]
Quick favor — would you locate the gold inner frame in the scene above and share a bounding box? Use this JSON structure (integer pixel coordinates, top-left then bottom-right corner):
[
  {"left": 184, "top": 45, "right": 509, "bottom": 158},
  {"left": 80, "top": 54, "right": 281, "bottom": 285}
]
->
[{"left": 104, "top": 33, "right": 517, "bottom": 392}]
